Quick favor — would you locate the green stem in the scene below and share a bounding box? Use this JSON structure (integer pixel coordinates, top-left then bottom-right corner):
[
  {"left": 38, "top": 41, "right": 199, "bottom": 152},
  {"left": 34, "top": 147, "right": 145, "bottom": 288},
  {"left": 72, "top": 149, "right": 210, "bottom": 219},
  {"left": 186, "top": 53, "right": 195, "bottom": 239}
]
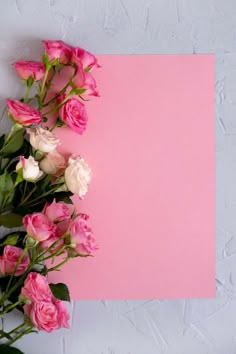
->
[
  {"left": 24, "top": 85, "right": 31, "bottom": 102},
  {"left": 43, "top": 91, "right": 73, "bottom": 115},
  {"left": 43, "top": 65, "right": 77, "bottom": 108},
  {"left": 0, "top": 300, "right": 21, "bottom": 316},
  {"left": 36, "top": 241, "right": 66, "bottom": 263},
  {"left": 8, "top": 322, "right": 26, "bottom": 336},
  {"left": 46, "top": 257, "right": 70, "bottom": 273},
  {"left": 42, "top": 69, "right": 56, "bottom": 103},
  {"left": 7, "top": 325, "right": 34, "bottom": 346},
  {"left": 39, "top": 66, "right": 51, "bottom": 109},
  {"left": 24, "top": 186, "right": 59, "bottom": 207},
  {"left": 18, "top": 185, "right": 37, "bottom": 207}
]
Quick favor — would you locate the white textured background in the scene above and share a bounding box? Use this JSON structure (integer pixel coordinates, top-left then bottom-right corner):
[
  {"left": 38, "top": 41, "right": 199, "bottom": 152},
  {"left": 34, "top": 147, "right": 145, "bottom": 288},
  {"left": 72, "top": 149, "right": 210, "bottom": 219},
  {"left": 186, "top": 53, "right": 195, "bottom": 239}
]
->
[{"left": 0, "top": 0, "right": 235, "bottom": 353}]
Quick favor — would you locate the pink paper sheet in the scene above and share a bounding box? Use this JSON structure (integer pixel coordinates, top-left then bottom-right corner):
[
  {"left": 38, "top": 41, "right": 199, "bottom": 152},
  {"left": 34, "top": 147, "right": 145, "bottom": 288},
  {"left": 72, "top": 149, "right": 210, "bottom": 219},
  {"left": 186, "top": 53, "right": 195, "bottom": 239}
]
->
[{"left": 50, "top": 54, "right": 215, "bottom": 299}]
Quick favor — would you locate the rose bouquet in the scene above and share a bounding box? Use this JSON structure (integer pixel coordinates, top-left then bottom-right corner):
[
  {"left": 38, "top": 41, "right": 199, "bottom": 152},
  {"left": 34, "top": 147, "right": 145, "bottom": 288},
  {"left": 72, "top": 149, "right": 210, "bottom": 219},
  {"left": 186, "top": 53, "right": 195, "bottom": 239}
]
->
[{"left": 0, "top": 40, "right": 99, "bottom": 353}]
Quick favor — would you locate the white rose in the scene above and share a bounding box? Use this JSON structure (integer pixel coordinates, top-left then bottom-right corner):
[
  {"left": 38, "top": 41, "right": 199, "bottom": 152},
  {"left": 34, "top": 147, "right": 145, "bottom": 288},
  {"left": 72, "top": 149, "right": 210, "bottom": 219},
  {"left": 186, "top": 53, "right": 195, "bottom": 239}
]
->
[
  {"left": 27, "top": 127, "right": 60, "bottom": 153},
  {"left": 40, "top": 150, "right": 66, "bottom": 176},
  {"left": 64, "top": 155, "right": 91, "bottom": 197},
  {"left": 16, "top": 156, "right": 43, "bottom": 182}
]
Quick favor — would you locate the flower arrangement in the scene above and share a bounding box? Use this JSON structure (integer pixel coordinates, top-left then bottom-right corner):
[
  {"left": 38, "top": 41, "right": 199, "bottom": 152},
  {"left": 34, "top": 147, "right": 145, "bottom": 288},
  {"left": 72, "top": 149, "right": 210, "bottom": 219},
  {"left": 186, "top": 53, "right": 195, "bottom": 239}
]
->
[{"left": 0, "top": 40, "right": 99, "bottom": 353}]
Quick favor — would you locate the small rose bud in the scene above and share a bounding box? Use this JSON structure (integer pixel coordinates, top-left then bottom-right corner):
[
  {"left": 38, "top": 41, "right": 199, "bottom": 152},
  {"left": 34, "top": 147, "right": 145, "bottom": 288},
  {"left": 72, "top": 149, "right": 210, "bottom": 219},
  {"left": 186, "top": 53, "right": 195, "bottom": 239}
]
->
[{"left": 16, "top": 156, "right": 43, "bottom": 182}]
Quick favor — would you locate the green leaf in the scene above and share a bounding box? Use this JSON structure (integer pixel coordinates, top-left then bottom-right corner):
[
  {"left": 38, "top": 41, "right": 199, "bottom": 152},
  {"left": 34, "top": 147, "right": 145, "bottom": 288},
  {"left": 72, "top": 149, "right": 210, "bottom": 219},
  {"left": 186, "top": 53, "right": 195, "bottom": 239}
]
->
[
  {"left": 0, "top": 345, "right": 25, "bottom": 354},
  {"left": 71, "top": 88, "right": 86, "bottom": 95},
  {"left": 0, "top": 213, "right": 23, "bottom": 228},
  {"left": 0, "top": 134, "right": 5, "bottom": 149},
  {"left": 46, "top": 192, "right": 73, "bottom": 204},
  {"left": 0, "top": 171, "right": 14, "bottom": 208},
  {"left": 49, "top": 283, "right": 70, "bottom": 302},
  {"left": 1, "top": 129, "right": 24, "bottom": 157}
]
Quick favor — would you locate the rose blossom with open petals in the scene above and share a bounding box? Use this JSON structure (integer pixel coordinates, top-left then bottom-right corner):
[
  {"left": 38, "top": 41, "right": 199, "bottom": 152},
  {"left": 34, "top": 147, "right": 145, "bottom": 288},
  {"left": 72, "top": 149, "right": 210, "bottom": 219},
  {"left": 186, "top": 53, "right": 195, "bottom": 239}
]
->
[
  {"left": 59, "top": 95, "right": 88, "bottom": 135},
  {"left": 21, "top": 272, "right": 52, "bottom": 303},
  {"left": 39, "top": 149, "right": 66, "bottom": 176},
  {"left": 73, "top": 69, "right": 99, "bottom": 98},
  {"left": 69, "top": 214, "right": 98, "bottom": 256},
  {"left": 27, "top": 127, "right": 60, "bottom": 153},
  {"left": 42, "top": 40, "right": 73, "bottom": 64},
  {"left": 24, "top": 298, "right": 69, "bottom": 332},
  {"left": 23, "top": 213, "right": 56, "bottom": 242},
  {"left": 0, "top": 245, "right": 29, "bottom": 276},
  {"left": 83, "top": 72, "right": 99, "bottom": 97},
  {"left": 22, "top": 272, "right": 70, "bottom": 332},
  {"left": 43, "top": 199, "right": 73, "bottom": 222},
  {"left": 72, "top": 46, "right": 100, "bottom": 70},
  {"left": 6, "top": 99, "right": 42, "bottom": 126},
  {"left": 13, "top": 60, "right": 45, "bottom": 81},
  {"left": 64, "top": 155, "right": 91, "bottom": 197}
]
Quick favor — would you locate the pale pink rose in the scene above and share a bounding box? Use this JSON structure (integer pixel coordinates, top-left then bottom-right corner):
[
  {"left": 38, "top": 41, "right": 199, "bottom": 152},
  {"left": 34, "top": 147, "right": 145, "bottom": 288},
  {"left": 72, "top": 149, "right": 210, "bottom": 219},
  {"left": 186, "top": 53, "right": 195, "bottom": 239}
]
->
[
  {"left": 39, "top": 150, "right": 66, "bottom": 176},
  {"left": 23, "top": 213, "right": 57, "bottom": 242},
  {"left": 13, "top": 60, "right": 45, "bottom": 81},
  {"left": 72, "top": 46, "right": 100, "bottom": 70},
  {"left": 21, "top": 272, "right": 52, "bottom": 303},
  {"left": 0, "top": 245, "right": 29, "bottom": 276},
  {"left": 24, "top": 298, "right": 69, "bottom": 332},
  {"left": 16, "top": 156, "right": 43, "bottom": 182},
  {"left": 69, "top": 214, "right": 98, "bottom": 255},
  {"left": 59, "top": 95, "right": 88, "bottom": 135},
  {"left": 43, "top": 199, "right": 73, "bottom": 222},
  {"left": 6, "top": 99, "right": 42, "bottom": 126},
  {"left": 64, "top": 155, "right": 91, "bottom": 197},
  {"left": 42, "top": 40, "right": 73, "bottom": 64},
  {"left": 27, "top": 127, "right": 60, "bottom": 153}
]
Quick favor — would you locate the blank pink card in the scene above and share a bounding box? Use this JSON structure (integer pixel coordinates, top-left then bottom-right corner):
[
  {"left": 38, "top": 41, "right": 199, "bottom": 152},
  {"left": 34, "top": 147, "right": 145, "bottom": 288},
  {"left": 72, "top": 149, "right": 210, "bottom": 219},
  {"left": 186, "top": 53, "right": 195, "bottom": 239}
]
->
[{"left": 50, "top": 54, "right": 215, "bottom": 299}]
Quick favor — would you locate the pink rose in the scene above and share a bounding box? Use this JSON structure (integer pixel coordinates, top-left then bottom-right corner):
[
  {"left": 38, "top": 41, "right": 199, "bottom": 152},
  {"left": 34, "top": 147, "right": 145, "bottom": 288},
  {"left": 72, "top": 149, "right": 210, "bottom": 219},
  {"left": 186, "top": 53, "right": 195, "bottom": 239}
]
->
[
  {"left": 42, "top": 40, "right": 73, "bottom": 64},
  {"left": 53, "top": 298, "right": 70, "bottom": 329},
  {"left": 59, "top": 95, "right": 88, "bottom": 135},
  {"left": 13, "top": 60, "right": 45, "bottom": 81},
  {"left": 72, "top": 59, "right": 86, "bottom": 88},
  {"left": 43, "top": 199, "right": 73, "bottom": 222},
  {"left": 0, "top": 245, "right": 29, "bottom": 276},
  {"left": 24, "top": 298, "right": 69, "bottom": 332},
  {"left": 40, "top": 218, "right": 70, "bottom": 251},
  {"left": 23, "top": 213, "right": 56, "bottom": 242},
  {"left": 83, "top": 72, "right": 99, "bottom": 97},
  {"left": 73, "top": 69, "right": 99, "bottom": 98},
  {"left": 69, "top": 214, "right": 98, "bottom": 255},
  {"left": 72, "top": 46, "right": 100, "bottom": 70},
  {"left": 6, "top": 99, "right": 42, "bottom": 126},
  {"left": 56, "top": 219, "right": 70, "bottom": 237},
  {"left": 39, "top": 233, "right": 64, "bottom": 253},
  {"left": 21, "top": 272, "right": 52, "bottom": 303},
  {"left": 39, "top": 150, "right": 66, "bottom": 176}
]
